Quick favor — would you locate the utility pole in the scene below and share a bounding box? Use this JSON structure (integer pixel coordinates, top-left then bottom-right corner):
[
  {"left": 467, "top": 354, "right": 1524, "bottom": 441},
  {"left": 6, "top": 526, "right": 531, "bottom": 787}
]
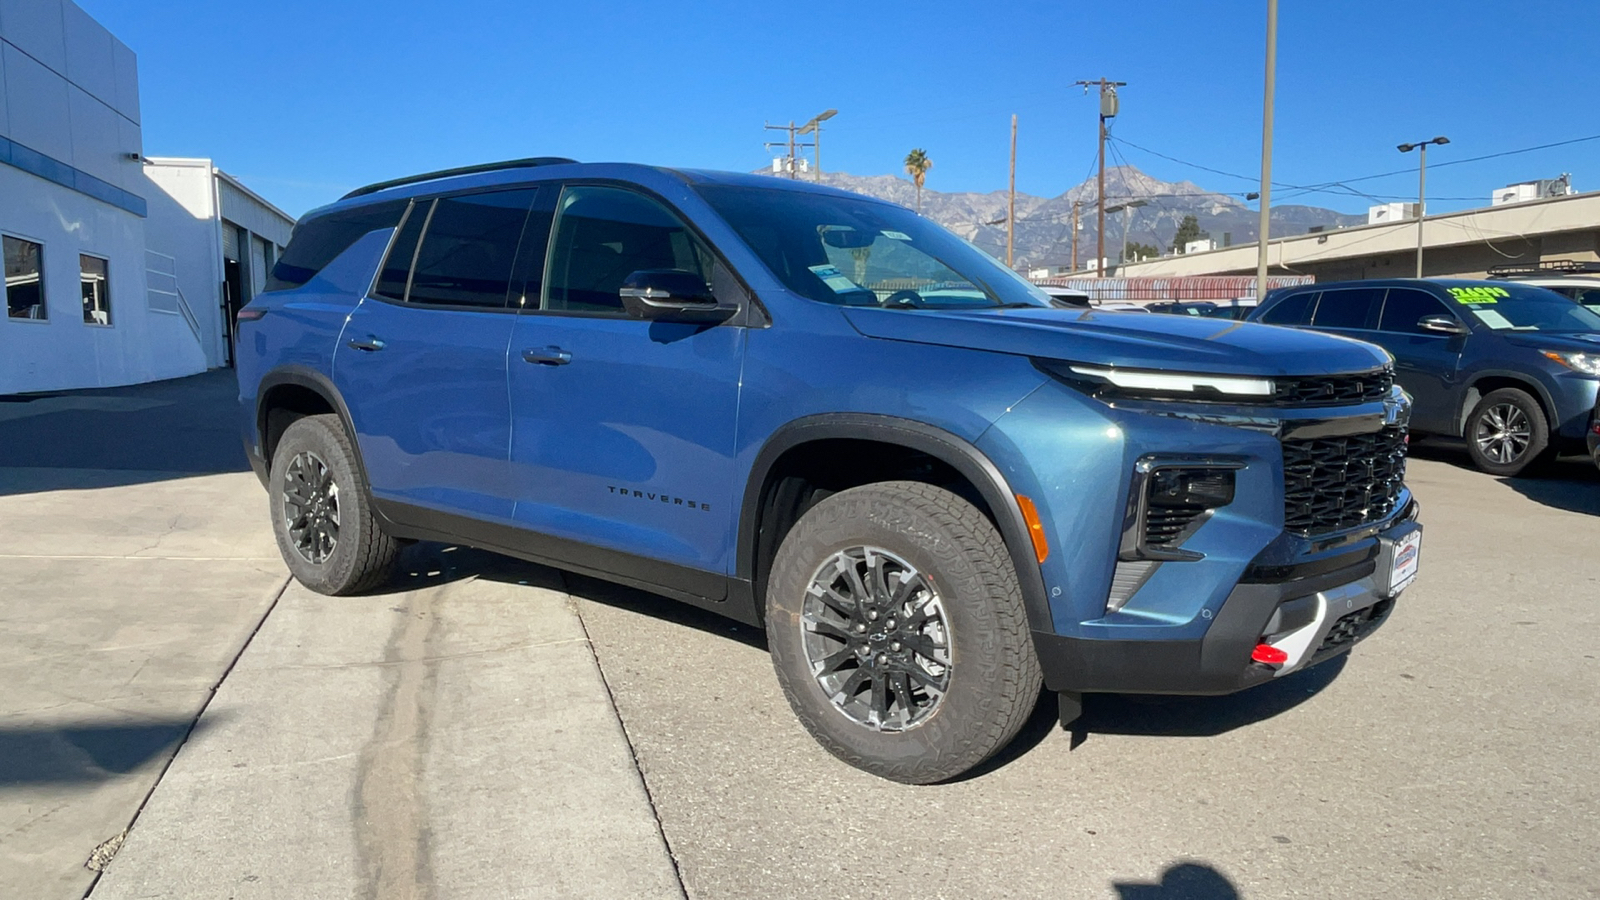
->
[
  {"left": 1075, "top": 78, "right": 1126, "bottom": 277},
  {"left": 1008, "top": 114, "right": 1017, "bottom": 268},
  {"left": 1071, "top": 201, "right": 1080, "bottom": 272},
  {"left": 764, "top": 120, "right": 816, "bottom": 179},
  {"left": 1256, "top": 0, "right": 1277, "bottom": 297},
  {"left": 797, "top": 109, "right": 838, "bottom": 182}
]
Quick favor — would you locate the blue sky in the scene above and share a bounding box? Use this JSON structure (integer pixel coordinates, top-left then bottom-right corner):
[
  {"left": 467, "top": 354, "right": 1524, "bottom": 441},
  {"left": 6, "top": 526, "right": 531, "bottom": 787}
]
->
[{"left": 82, "top": 0, "right": 1600, "bottom": 219}]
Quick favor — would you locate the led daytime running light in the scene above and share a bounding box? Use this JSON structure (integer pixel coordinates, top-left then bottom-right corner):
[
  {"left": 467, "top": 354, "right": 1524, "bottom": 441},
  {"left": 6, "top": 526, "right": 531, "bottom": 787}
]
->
[
  {"left": 1069, "top": 366, "right": 1276, "bottom": 397},
  {"left": 1541, "top": 350, "right": 1600, "bottom": 376}
]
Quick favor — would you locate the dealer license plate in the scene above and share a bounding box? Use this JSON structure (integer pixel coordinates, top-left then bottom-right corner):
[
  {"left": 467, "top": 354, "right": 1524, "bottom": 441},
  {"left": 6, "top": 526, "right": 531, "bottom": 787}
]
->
[{"left": 1387, "top": 529, "right": 1422, "bottom": 595}]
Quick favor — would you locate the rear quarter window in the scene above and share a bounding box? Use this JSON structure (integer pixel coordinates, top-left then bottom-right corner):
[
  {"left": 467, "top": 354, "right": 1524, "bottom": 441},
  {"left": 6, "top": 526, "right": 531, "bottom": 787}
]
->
[
  {"left": 1259, "top": 291, "right": 1316, "bottom": 325},
  {"left": 265, "top": 200, "right": 408, "bottom": 292}
]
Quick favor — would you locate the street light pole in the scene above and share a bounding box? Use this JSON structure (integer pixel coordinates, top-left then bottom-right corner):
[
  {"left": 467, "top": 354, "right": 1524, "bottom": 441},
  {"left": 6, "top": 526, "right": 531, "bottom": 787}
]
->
[
  {"left": 1398, "top": 135, "right": 1450, "bottom": 277},
  {"left": 1255, "top": 0, "right": 1277, "bottom": 298},
  {"left": 1106, "top": 199, "right": 1148, "bottom": 274}
]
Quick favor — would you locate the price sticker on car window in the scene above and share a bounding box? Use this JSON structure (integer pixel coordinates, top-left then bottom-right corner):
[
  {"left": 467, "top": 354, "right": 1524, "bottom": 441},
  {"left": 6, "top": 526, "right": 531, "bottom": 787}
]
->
[
  {"left": 808, "top": 264, "right": 862, "bottom": 294},
  {"left": 1447, "top": 286, "right": 1508, "bottom": 305},
  {"left": 881, "top": 231, "right": 913, "bottom": 241}
]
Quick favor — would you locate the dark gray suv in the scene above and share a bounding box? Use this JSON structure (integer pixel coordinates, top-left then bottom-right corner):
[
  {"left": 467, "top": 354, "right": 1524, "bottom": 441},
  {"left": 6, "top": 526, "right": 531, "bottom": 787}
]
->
[{"left": 1251, "top": 278, "right": 1600, "bottom": 475}]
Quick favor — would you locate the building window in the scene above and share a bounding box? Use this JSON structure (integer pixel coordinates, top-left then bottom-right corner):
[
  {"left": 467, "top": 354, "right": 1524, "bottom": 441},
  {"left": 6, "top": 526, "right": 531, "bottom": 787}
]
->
[
  {"left": 80, "top": 255, "right": 112, "bottom": 325},
  {"left": 4, "top": 235, "right": 47, "bottom": 320}
]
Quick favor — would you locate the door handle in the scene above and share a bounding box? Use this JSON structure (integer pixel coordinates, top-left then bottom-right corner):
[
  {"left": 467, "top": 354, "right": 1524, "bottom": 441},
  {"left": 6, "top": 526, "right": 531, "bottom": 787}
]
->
[
  {"left": 346, "top": 336, "right": 386, "bottom": 352},
  {"left": 522, "top": 346, "right": 573, "bottom": 366}
]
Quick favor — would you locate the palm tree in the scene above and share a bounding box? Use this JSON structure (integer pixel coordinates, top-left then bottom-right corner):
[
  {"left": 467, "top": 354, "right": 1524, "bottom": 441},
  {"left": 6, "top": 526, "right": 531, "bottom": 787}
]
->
[{"left": 904, "top": 149, "right": 933, "bottom": 214}]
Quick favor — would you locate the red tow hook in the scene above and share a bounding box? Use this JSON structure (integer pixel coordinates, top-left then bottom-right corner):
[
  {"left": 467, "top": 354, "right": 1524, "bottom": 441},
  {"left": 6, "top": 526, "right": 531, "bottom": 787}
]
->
[{"left": 1251, "top": 643, "right": 1289, "bottom": 666}]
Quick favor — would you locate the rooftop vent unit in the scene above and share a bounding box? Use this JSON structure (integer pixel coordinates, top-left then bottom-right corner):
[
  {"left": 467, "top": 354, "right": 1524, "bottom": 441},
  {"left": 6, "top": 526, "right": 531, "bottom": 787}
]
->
[{"left": 1491, "top": 174, "right": 1574, "bottom": 206}]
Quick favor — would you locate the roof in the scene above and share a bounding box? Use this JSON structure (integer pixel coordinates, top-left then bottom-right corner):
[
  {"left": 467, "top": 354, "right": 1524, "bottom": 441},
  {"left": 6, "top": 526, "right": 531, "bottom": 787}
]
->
[{"left": 306, "top": 160, "right": 897, "bottom": 221}]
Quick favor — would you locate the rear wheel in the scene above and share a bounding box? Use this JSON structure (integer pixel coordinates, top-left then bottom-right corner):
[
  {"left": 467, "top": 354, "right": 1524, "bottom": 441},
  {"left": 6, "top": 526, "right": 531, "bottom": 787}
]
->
[
  {"left": 765, "top": 481, "right": 1042, "bottom": 784},
  {"left": 269, "top": 414, "right": 398, "bottom": 594},
  {"left": 1465, "top": 388, "right": 1550, "bottom": 477}
]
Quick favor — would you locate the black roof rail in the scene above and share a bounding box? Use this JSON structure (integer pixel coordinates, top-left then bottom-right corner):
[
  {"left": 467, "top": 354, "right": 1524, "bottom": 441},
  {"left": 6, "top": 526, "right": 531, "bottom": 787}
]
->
[
  {"left": 1487, "top": 259, "right": 1600, "bottom": 278},
  {"left": 340, "top": 157, "right": 579, "bottom": 201}
]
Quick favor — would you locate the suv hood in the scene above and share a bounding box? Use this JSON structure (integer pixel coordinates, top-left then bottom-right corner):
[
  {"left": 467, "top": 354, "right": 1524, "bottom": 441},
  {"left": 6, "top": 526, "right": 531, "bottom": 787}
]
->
[
  {"left": 843, "top": 306, "right": 1390, "bottom": 376},
  {"left": 1498, "top": 331, "right": 1600, "bottom": 353}
]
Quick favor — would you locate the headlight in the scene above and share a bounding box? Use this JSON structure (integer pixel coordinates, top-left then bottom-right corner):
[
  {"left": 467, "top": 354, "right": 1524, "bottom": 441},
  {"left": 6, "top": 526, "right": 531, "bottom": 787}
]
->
[
  {"left": 1542, "top": 351, "right": 1600, "bottom": 376},
  {"left": 1064, "top": 364, "right": 1275, "bottom": 397}
]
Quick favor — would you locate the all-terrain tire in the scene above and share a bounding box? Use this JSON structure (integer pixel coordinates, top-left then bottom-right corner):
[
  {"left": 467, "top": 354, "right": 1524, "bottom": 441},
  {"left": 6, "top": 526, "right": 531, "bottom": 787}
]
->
[
  {"left": 766, "top": 481, "right": 1042, "bottom": 784},
  {"left": 268, "top": 414, "right": 399, "bottom": 594},
  {"left": 1464, "top": 388, "right": 1550, "bottom": 477}
]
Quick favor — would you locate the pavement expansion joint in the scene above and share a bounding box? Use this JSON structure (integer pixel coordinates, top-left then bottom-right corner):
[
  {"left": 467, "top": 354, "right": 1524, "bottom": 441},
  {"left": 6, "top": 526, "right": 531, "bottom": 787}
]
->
[
  {"left": 563, "top": 570, "right": 691, "bottom": 900},
  {"left": 79, "top": 575, "right": 292, "bottom": 897}
]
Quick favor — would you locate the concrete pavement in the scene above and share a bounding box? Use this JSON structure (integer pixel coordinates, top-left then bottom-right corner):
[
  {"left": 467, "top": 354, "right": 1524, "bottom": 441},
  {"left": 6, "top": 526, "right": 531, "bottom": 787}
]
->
[
  {"left": 4, "top": 371, "right": 1597, "bottom": 899},
  {"left": 0, "top": 373, "right": 285, "bottom": 900}
]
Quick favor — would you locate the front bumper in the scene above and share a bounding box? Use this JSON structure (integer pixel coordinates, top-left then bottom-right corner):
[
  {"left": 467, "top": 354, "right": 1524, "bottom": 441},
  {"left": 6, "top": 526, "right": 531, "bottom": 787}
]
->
[{"left": 1035, "top": 502, "right": 1420, "bottom": 695}]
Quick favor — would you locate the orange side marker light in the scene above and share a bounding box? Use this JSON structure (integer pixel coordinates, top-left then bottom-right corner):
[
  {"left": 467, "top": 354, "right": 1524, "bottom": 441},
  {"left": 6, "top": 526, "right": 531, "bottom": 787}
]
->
[{"left": 1015, "top": 494, "right": 1050, "bottom": 564}]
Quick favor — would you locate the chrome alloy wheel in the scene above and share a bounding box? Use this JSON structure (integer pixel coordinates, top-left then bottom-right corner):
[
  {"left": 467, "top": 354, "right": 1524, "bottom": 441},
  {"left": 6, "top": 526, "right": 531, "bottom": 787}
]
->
[
  {"left": 801, "top": 547, "right": 952, "bottom": 731},
  {"left": 282, "top": 450, "right": 340, "bottom": 564},
  {"left": 1473, "top": 402, "right": 1532, "bottom": 465}
]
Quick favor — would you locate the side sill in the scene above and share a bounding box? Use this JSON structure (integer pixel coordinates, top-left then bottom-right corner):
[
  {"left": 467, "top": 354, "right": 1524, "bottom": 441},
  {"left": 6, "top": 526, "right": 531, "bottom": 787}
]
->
[{"left": 373, "top": 499, "right": 761, "bottom": 627}]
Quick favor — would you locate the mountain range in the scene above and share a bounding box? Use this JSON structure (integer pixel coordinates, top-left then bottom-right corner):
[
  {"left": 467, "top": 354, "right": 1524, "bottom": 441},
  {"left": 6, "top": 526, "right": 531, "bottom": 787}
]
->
[{"left": 787, "top": 166, "right": 1365, "bottom": 269}]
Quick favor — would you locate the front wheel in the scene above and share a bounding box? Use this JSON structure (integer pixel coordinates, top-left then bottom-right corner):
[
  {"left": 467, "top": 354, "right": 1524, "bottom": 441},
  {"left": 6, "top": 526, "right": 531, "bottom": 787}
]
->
[
  {"left": 268, "top": 414, "right": 399, "bottom": 594},
  {"left": 765, "top": 481, "right": 1042, "bottom": 784},
  {"left": 1464, "top": 388, "right": 1550, "bottom": 477}
]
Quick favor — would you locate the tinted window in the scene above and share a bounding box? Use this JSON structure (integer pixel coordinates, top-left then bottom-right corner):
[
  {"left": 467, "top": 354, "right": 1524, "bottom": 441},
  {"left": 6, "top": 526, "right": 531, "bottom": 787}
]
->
[
  {"left": 266, "top": 200, "right": 406, "bottom": 291},
  {"left": 1378, "top": 288, "right": 1453, "bottom": 334},
  {"left": 1259, "top": 291, "right": 1315, "bottom": 325},
  {"left": 544, "top": 186, "right": 711, "bottom": 314},
  {"left": 373, "top": 200, "right": 431, "bottom": 301},
  {"left": 507, "top": 205, "right": 555, "bottom": 310},
  {"left": 1443, "top": 283, "right": 1600, "bottom": 333},
  {"left": 1312, "top": 288, "right": 1383, "bottom": 329},
  {"left": 3, "top": 235, "right": 46, "bottom": 320},
  {"left": 406, "top": 190, "right": 537, "bottom": 309}
]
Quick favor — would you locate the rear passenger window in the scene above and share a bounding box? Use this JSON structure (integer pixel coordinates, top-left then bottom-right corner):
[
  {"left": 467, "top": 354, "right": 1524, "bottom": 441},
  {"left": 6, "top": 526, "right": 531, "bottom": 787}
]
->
[
  {"left": 543, "top": 185, "right": 712, "bottom": 314},
  {"left": 1259, "top": 291, "right": 1315, "bottom": 325},
  {"left": 373, "top": 200, "right": 431, "bottom": 302},
  {"left": 1378, "top": 289, "right": 1454, "bottom": 334},
  {"left": 405, "top": 189, "right": 538, "bottom": 309},
  {"left": 267, "top": 200, "right": 407, "bottom": 291},
  {"left": 1311, "top": 288, "right": 1383, "bottom": 329}
]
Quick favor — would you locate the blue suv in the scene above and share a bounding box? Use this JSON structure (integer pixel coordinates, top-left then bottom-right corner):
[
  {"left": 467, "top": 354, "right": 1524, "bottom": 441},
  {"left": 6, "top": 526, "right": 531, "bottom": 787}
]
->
[
  {"left": 238, "top": 159, "right": 1422, "bottom": 782},
  {"left": 1251, "top": 279, "right": 1600, "bottom": 475}
]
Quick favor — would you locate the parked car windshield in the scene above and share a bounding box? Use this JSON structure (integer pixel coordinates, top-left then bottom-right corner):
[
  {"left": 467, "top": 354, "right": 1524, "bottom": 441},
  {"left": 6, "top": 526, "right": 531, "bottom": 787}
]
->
[
  {"left": 694, "top": 184, "right": 1051, "bottom": 309},
  {"left": 1445, "top": 283, "right": 1600, "bottom": 333}
]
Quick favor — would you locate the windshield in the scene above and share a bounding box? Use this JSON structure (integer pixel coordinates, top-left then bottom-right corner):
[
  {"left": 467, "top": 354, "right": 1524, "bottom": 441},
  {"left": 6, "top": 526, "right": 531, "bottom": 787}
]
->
[
  {"left": 694, "top": 184, "right": 1051, "bottom": 310},
  {"left": 1446, "top": 284, "right": 1600, "bottom": 333}
]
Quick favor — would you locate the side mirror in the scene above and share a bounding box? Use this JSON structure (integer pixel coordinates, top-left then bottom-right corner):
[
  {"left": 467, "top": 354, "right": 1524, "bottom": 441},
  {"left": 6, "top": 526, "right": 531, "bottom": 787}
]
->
[
  {"left": 619, "top": 270, "right": 735, "bottom": 323},
  {"left": 1417, "top": 315, "right": 1469, "bottom": 336}
]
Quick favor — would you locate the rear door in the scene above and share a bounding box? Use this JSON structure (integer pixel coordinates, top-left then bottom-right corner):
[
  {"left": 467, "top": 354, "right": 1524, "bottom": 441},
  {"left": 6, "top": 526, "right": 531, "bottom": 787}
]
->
[
  {"left": 505, "top": 184, "right": 745, "bottom": 593},
  {"left": 334, "top": 187, "right": 539, "bottom": 522},
  {"left": 1373, "top": 287, "right": 1467, "bottom": 434}
]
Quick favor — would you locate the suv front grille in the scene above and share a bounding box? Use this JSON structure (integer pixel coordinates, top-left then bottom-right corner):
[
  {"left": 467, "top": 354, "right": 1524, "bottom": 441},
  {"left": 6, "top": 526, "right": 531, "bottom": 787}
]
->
[
  {"left": 1144, "top": 503, "right": 1207, "bottom": 546},
  {"left": 1272, "top": 370, "right": 1394, "bottom": 407},
  {"left": 1283, "top": 426, "right": 1406, "bottom": 536}
]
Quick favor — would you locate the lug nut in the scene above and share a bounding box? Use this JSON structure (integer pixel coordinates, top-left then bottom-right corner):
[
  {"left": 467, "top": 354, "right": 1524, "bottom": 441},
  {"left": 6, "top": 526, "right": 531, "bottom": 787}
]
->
[
  {"left": 854, "top": 622, "right": 867, "bottom": 633},
  {"left": 868, "top": 610, "right": 878, "bottom": 621},
  {"left": 890, "top": 641, "right": 901, "bottom": 652}
]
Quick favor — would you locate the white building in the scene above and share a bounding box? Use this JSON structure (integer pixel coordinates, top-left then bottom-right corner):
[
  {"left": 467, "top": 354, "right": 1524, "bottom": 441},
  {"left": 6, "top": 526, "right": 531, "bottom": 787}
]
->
[
  {"left": 143, "top": 159, "right": 294, "bottom": 368},
  {"left": 1, "top": 0, "right": 294, "bottom": 394}
]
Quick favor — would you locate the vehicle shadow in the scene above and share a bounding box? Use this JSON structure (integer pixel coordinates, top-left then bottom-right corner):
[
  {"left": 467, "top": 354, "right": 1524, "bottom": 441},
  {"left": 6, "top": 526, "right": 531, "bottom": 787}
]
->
[
  {"left": 374, "top": 543, "right": 1345, "bottom": 778},
  {"left": 1111, "top": 861, "right": 1241, "bottom": 899},
  {"left": 0, "top": 370, "right": 248, "bottom": 497},
  {"left": 1409, "top": 437, "right": 1600, "bottom": 515},
  {"left": 0, "top": 715, "right": 215, "bottom": 788}
]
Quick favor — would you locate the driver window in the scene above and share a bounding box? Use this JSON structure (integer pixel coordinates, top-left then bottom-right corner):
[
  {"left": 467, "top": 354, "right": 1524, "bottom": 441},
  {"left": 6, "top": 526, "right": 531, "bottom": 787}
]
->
[{"left": 542, "top": 186, "right": 711, "bottom": 314}]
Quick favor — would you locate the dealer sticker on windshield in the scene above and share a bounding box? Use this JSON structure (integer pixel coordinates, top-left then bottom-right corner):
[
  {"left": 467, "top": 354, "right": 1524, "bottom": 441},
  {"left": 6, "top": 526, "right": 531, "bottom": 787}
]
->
[
  {"left": 1447, "top": 286, "right": 1507, "bottom": 305},
  {"left": 1388, "top": 529, "right": 1422, "bottom": 596},
  {"left": 881, "top": 230, "right": 912, "bottom": 241},
  {"left": 808, "top": 265, "right": 861, "bottom": 294}
]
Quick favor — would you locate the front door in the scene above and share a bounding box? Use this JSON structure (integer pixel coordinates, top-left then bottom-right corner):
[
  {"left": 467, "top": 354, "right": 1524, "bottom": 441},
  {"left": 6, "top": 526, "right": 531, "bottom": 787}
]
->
[
  {"left": 334, "top": 188, "right": 539, "bottom": 522},
  {"left": 506, "top": 184, "right": 744, "bottom": 591},
  {"left": 1371, "top": 287, "right": 1467, "bottom": 435}
]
